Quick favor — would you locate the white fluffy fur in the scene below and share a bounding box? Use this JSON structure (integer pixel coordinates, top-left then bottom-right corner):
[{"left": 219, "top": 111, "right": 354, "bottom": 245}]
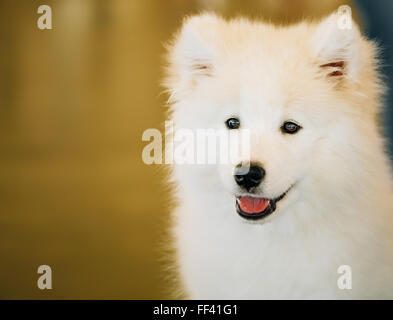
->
[{"left": 164, "top": 12, "right": 393, "bottom": 299}]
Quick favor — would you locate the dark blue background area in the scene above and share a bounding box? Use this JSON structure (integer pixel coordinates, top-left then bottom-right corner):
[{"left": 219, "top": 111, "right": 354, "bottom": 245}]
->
[{"left": 355, "top": 0, "right": 393, "bottom": 161}]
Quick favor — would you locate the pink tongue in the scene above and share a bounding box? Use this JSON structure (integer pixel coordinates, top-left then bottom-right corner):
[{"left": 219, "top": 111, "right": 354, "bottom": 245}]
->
[{"left": 239, "top": 197, "right": 269, "bottom": 214}]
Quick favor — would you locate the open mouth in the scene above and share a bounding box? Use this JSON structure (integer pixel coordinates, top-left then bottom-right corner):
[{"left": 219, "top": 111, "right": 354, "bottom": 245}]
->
[{"left": 235, "top": 188, "right": 291, "bottom": 220}]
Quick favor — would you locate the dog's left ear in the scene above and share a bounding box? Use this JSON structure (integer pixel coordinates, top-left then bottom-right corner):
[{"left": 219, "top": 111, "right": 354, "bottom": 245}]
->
[
  {"left": 311, "top": 11, "right": 362, "bottom": 82},
  {"left": 165, "top": 14, "right": 223, "bottom": 97}
]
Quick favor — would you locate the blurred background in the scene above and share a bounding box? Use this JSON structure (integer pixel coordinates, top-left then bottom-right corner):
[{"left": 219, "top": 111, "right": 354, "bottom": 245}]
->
[{"left": 0, "top": 0, "right": 391, "bottom": 299}]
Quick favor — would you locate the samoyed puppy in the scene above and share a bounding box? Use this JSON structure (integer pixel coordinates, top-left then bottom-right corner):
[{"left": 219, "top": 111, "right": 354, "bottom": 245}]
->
[{"left": 163, "top": 11, "right": 393, "bottom": 299}]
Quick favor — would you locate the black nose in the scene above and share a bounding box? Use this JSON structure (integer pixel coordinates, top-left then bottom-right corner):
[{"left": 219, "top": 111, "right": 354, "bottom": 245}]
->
[{"left": 234, "top": 164, "right": 265, "bottom": 191}]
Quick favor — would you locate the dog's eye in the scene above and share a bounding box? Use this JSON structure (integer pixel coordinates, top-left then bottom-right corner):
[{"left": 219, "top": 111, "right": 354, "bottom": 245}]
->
[
  {"left": 281, "top": 121, "right": 302, "bottom": 134},
  {"left": 226, "top": 118, "right": 240, "bottom": 129}
]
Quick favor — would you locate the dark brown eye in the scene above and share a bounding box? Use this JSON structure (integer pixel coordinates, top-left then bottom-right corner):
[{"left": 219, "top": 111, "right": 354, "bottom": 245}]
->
[
  {"left": 281, "top": 121, "right": 302, "bottom": 134},
  {"left": 226, "top": 118, "right": 240, "bottom": 129}
]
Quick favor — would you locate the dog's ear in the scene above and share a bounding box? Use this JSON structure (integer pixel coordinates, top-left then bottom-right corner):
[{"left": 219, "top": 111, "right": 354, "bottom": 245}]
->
[
  {"left": 311, "top": 11, "right": 362, "bottom": 82},
  {"left": 166, "top": 14, "right": 221, "bottom": 93}
]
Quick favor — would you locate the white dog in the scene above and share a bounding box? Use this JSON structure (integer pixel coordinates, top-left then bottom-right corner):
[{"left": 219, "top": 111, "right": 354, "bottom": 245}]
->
[{"left": 164, "top": 11, "right": 393, "bottom": 299}]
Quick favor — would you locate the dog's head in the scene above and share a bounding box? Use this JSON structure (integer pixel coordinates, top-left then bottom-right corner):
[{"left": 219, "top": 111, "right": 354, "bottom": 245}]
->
[{"left": 165, "top": 12, "right": 382, "bottom": 222}]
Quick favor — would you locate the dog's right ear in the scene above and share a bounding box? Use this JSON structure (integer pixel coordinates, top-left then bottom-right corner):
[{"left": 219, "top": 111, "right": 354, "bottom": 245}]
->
[
  {"left": 165, "top": 14, "right": 220, "bottom": 96},
  {"left": 311, "top": 11, "right": 362, "bottom": 83}
]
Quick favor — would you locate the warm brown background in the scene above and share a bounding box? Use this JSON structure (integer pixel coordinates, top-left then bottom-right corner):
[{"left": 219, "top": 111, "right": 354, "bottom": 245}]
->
[{"left": 0, "top": 0, "right": 353, "bottom": 299}]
